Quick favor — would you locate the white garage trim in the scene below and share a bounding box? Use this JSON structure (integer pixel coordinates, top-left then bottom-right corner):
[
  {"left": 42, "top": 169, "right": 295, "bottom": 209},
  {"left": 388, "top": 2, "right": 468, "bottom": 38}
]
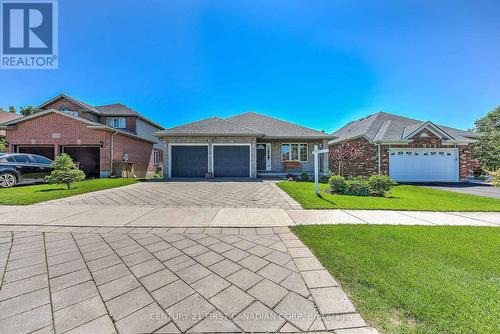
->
[
  {"left": 211, "top": 143, "right": 252, "bottom": 178},
  {"left": 167, "top": 143, "right": 209, "bottom": 178},
  {"left": 389, "top": 148, "right": 459, "bottom": 182}
]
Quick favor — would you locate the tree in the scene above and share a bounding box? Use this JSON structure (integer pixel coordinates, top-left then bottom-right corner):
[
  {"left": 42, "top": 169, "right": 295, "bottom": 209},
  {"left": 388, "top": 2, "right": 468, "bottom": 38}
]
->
[
  {"left": 330, "top": 140, "right": 363, "bottom": 176},
  {"left": 45, "top": 154, "right": 86, "bottom": 189},
  {"left": 19, "top": 105, "right": 35, "bottom": 116},
  {"left": 473, "top": 106, "right": 500, "bottom": 171},
  {"left": 8, "top": 106, "right": 16, "bottom": 113}
]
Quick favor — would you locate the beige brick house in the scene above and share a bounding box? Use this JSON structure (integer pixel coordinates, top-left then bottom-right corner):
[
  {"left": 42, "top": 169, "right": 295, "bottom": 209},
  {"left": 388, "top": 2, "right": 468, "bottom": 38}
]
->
[{"left": 155, "top": 112, "right": 334, "bottom": 178}]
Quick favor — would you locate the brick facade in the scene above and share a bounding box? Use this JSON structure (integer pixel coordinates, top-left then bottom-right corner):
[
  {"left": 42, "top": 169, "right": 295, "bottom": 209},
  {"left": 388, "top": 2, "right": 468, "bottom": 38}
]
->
[
  {"left": 5, "top": 112, "right": 158, "bottom": 177},
  {"left": 329, "top": 137, "right": 377, "bottom": 177},
  {"left": 329, "top": 129, "right": 475, "bottom": 181}
]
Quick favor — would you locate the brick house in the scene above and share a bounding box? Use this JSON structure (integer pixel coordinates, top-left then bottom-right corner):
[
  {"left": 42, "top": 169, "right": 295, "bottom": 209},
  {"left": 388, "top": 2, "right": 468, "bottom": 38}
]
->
[
  {"left": 329, "top": 112, "right": 478, "bottom": 182},
  {"left": 0, "top": 94, "right": 164, "bottom": 178}
]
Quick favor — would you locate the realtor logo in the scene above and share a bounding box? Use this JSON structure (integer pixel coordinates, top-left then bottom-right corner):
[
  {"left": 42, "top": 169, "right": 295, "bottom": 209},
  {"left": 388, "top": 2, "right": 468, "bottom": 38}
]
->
[{"left": 1, "top": 0, "right": 58, "bottom": 69}]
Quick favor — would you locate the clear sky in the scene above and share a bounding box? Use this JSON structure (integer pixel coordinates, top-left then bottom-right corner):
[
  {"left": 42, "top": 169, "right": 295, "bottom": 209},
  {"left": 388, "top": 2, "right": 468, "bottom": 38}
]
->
[{"left": 0, "top": 0, "right": 499, "bottom": 132}]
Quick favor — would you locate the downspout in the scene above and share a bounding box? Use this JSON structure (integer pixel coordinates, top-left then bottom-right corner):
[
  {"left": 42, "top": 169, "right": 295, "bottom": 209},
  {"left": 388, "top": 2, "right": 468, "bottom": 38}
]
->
[
  {"left": 110, "top": 130, "right": 118, "bottom": 176},
  {"left": 376, "top": 142, "right": 381, "bottom": 175}
]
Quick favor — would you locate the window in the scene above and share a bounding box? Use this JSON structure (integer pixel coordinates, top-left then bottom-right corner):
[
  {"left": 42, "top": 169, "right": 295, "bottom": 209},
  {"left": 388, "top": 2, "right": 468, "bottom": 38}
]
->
[
  {"left": 0, "top": 156, "right": 15, "bottom": 163},
  {"left": 281, "top": 144, "right": 290, "bottom": 161},
  {"left": 281, "top": 143, "right": 308, "bottom": 162},
  {"left": 106, "top": 117, "right": 126, "bottom": 129},
  {"left": 153, "top": 150, "right": 160, "bottom": 164},
  {"left": 33, "top": 156, "right": 52, "bottom": 164},
  {"left": 13, "top": 155, "right": 31, "bottom": 163},
  {"left": 59, "top": 105, "right": 78, "bottom": 117}
]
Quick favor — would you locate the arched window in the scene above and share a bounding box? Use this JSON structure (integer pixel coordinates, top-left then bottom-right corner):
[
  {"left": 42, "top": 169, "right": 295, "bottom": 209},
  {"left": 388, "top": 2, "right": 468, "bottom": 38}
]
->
[{"left": 59, "top": 105, "right": 71, "bottom": 112}]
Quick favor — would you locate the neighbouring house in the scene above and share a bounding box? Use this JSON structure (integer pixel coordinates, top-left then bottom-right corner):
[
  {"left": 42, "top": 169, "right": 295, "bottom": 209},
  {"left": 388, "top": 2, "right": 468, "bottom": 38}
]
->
[
  {"left": 155, "top": 112, "right": 334, "bottom": 178},
  {"left": 329, "top": 112, "right": 478, "bottom": 182},
  {"left": 0, "top": 94, "right": 164, "bottom": 178},
  {"left": 0, "top": 111, "right": 23, "bottom": 139}
]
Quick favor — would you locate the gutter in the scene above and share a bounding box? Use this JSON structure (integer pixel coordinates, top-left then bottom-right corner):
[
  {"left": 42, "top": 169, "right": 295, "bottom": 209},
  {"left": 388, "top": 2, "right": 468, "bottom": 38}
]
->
[{"left": 110, "top": 130, "right": 118, "bottom": 175}]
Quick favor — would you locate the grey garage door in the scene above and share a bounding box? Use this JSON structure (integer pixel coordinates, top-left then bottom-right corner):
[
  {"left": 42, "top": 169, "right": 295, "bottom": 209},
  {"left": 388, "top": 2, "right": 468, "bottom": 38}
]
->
[
  {"left": 171, "top": 146, "right": 208, "bottom": 177},
  {"left": 214, "top": 145, "right": 250, "bottom": 177}
]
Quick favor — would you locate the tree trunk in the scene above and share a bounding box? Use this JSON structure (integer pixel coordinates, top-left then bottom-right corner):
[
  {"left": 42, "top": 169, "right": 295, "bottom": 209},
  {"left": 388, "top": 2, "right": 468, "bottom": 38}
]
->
[{"left": 66, "top": 182, "right": 71, "bottom": 190}]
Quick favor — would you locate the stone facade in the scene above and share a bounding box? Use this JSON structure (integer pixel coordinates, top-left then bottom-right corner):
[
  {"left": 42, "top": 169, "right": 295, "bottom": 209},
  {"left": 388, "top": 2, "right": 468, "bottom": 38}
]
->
[
  {"left": 329, "top": 129, "right": 475, "bottom": 181},
  {"left": 5, "top": 112, "right": 159, "bottom": 178},
  {"left": 262, "top": 140, "right": 329, "bottom": 175}
]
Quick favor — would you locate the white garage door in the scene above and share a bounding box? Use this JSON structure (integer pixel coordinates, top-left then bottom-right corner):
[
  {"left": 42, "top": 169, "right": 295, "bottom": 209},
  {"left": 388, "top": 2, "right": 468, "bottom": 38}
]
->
[{"left": 389, "top": 148, "right": 459, "bottom": 182}]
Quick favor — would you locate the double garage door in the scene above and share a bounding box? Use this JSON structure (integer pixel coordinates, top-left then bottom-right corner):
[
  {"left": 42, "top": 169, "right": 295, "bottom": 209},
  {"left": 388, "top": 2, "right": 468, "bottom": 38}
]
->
[
  {"left": 389, "top": 148, "right": 459, "bottom": 182},
  {"left": 16, "top": 145, "right": 100, "bottom": 178},
  {"left": 170, "top": 145, "right": 250, "bottom": 178}
]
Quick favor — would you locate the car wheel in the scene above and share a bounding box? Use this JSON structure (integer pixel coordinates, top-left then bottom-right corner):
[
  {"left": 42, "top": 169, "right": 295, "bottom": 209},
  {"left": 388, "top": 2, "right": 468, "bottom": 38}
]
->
[{"left": 0, "top": 173, "right": 17, "bottom": 188}]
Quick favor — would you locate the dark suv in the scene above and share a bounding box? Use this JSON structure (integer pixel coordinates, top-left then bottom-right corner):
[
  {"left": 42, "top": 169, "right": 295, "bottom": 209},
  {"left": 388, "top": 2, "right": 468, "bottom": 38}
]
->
[{"left": 0, "top": 153, "right": 53, "bottom": 188}]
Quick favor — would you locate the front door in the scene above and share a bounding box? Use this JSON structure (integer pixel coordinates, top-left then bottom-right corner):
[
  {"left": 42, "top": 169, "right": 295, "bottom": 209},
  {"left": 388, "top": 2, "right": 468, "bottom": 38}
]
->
[{"left": 257, "top": 143, "right": 271, "bottom": 171}]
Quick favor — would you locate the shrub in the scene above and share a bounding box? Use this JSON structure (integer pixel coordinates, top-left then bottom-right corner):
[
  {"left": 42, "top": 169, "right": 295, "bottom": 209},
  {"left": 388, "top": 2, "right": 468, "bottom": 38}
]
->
[
  {"left": 301, "top": 172, "right": 309, "bottom": 182},
  {"left": 344, "top": 178, "right": 370, "bottom": 196},
  {"left": 329, "top": 175, "right": 346, "bottom": 194},
  {"left": 45, "top": 154, "right": 86, "bottom": 189},
  {"left": 319, "top": 175, "right": 330, "bottom": 184},
  {"left": 368, "top": 175, "right": 397, "bottom": 197},
  {"left": 493, "top": 170, "right": 500, "bottom": 188}
]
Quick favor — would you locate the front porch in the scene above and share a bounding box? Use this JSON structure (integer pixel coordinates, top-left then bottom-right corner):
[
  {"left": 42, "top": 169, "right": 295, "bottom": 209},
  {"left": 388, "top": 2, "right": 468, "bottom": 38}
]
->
[{"left": 256, "top": 140, "right": 329, "bottom": 177}]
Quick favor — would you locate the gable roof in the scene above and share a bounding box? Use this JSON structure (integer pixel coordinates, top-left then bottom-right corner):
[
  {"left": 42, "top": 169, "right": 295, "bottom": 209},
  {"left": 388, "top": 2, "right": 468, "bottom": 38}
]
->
[
  {"left": 227, "top": 112, "right": 334, "bottom": 139},
  {"left": 157, "top": 112, "right": 334, "bottom": 139},
  {"left": 37, "top": 94, "right": 163, "bottom": 129},
  {"left": 0, "top": 109, "right": 156, "bottom": 143},
  {"left": 156, "top": 117, "right": 262, "bottom": 137},
  {"left": 0, "top": 112, "right": 23, "bottom": 124},
  {"left": 331, "top": 112, "right": 477, "bottom": 144}
]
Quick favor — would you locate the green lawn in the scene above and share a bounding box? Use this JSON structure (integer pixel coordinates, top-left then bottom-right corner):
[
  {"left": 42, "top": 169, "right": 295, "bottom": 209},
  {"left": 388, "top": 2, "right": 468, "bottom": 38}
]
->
[
  {"left": 278, "top": 182, "right": 500, "bottom": 211},
  {"left": 293, "top": 225, "right": 500, "bottom": 334},
  {"left": 0, "top": 178, "right": 139, "bottom": 205}
]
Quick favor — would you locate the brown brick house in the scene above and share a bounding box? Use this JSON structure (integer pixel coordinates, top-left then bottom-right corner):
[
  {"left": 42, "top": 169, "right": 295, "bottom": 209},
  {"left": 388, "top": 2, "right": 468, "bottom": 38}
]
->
[
  {"left": 0, "top": 94, "right": 164, "bottom": 178},
  {"left": 329, "top": 112, "right": 478, "bottom": 182}
]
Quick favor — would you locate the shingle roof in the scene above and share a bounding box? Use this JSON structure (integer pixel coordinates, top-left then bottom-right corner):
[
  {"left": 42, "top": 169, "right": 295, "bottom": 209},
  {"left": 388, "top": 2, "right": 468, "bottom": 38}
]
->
[
  {"left": 156, "top": 112, "right": 334, "bottom": 139},
  {"left": 38, "top": 94, "right": 163, "bottom": 129},
  {"left": 331, "top": 112, "right": 477, "bottom": 144},
  {"left": 227, "top": 112, "right": 333, "bottom": 139},
  {"left": 0, "top": 112, "right": 23, "bottom": 124},
  {"left": 155, "top": 117, "right": 262, "bottom": 137}
]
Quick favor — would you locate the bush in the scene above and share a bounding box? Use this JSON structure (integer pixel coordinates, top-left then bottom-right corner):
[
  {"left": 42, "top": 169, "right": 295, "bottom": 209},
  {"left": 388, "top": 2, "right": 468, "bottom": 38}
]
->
[
  {"left": 45, "top": 154, "right": 86, "bottom": 189},
  {"left": 301, "top": 172, "right": 309, "bottom": 182},
  {"left": 368, "top": 175, "right": 397, "bottom": 197},
  {"left": 493, "top": 170, "right": 500, "bottom": 188},
  {"left": 329, "top": 175, "right": 346, "bottom": 194},
  {"left": 344, "top": 178, "right": 370, "bottom": 196}
]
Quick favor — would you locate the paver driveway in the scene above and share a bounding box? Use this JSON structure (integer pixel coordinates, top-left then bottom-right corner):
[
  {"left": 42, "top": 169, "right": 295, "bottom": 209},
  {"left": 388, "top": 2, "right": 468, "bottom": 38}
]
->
[
  {"left": 43, "top": 181, "right": 300, "bottom": 209},
  {"left": 0, "top": 226, "right": 374, "bottom": 334}
]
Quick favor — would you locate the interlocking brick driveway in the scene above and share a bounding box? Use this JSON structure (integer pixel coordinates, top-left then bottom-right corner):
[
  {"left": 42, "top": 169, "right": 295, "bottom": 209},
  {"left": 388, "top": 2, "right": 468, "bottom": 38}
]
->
[
  {"left": 0, "top": 226, "right": 374, "bottom": 334},
  {"left": 43, "top": 181, "right": 300, "bottom": 209}
]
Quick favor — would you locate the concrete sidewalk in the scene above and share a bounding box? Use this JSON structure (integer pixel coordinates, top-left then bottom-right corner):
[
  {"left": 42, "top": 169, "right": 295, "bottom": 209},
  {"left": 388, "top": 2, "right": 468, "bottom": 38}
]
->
[{"left": 0, "top": 205, "right": 498, "bottom": 228}]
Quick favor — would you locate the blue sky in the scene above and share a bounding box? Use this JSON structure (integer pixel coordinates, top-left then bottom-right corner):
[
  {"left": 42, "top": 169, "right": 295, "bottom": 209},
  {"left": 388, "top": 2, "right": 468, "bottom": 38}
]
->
[{"left": 0, "top": 0, "right": 499, "bottom": 132}]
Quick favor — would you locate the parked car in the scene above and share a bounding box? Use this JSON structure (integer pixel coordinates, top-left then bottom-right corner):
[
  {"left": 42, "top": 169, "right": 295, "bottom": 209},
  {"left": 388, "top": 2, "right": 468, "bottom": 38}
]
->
[{"left": 0, "top": 153, "right": 53, "bottom": 188}]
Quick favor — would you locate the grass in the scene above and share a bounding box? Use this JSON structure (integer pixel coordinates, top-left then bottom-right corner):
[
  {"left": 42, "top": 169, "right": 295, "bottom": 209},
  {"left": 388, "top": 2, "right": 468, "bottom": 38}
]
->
[
  {"left": 292, "top": 225, "right": 500, "bottom": 334},
  {"left": 277, "top": 182, "right": 500, "bottom": 211},
  {"left": 0, "top": 178, "right": 140, "bottom": 205}
]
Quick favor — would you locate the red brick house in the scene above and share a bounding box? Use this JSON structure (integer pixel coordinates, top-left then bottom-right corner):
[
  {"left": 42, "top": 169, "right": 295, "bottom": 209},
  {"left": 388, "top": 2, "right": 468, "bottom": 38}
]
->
[
  {"left": 0, "top": 94, "right": 164, "bottom": 178},
  {"left": 329, "top": 112, "right": 478, "bottom": 182},
  {"left": 0, "top": 111, "right": 23, "bottom": 138}
]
